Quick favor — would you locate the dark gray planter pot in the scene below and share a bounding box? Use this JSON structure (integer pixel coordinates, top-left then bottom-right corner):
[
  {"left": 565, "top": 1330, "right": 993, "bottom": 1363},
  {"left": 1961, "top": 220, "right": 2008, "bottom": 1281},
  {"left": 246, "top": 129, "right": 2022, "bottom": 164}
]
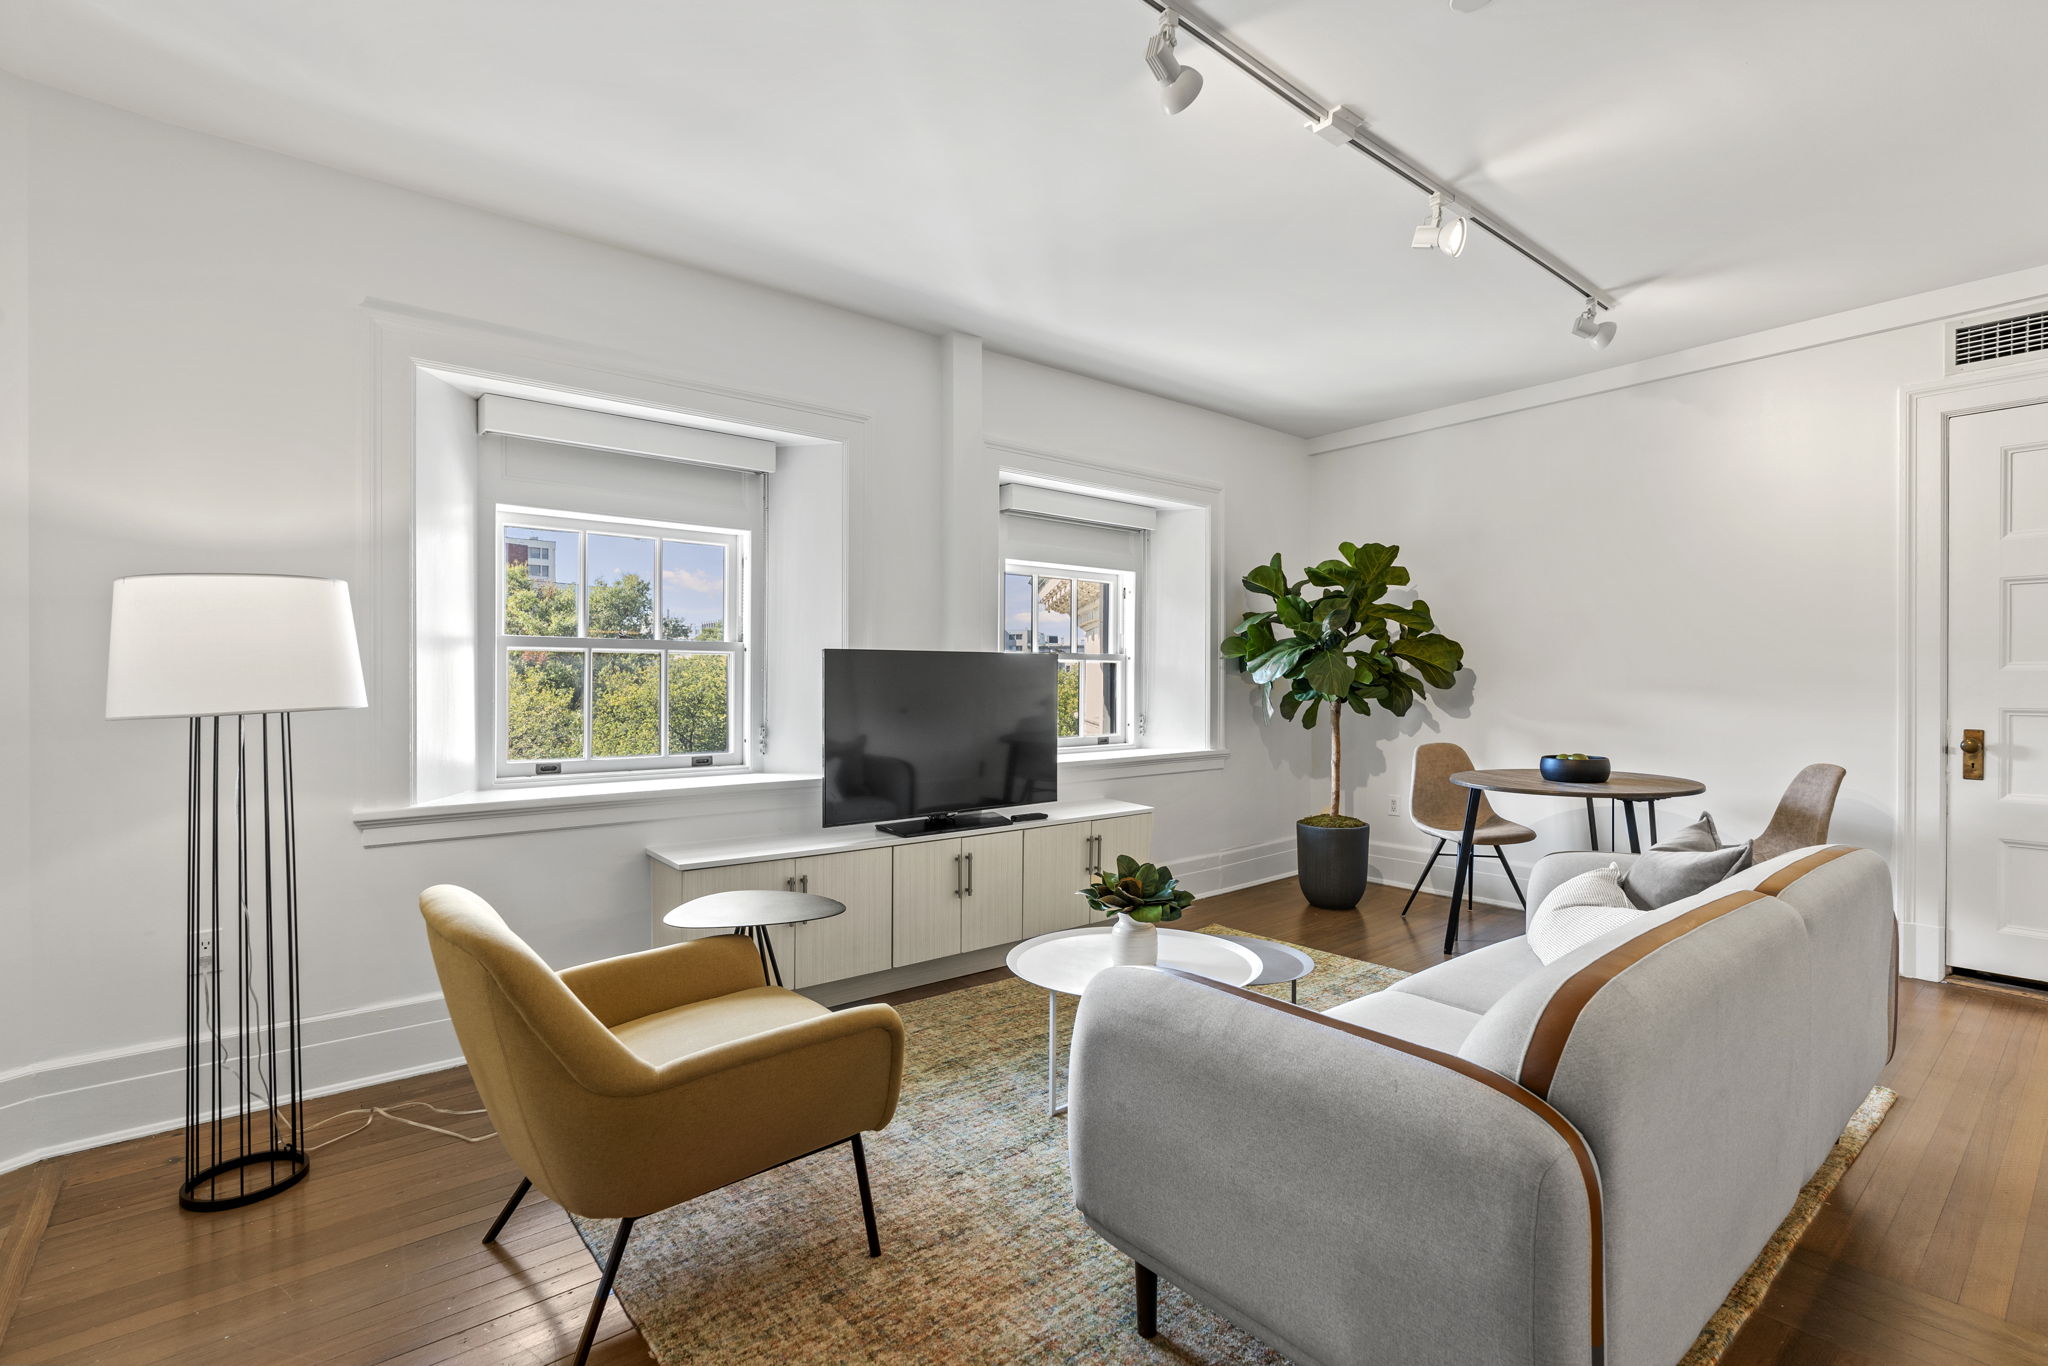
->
[{"left": 1297, "top": 819, "right": 1370, "bottom": 910}]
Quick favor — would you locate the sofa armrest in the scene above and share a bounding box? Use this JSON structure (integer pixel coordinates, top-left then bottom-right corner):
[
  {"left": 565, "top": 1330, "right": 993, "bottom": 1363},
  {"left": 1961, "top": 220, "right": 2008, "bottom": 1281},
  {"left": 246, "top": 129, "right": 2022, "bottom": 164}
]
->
[
  {"left": 1069, "top": 967, "right": 1602, "bottom": 1366},
  {"left": 1526, "top": 851, "right": 1637, "bottom": 917},
  {"left": 559, "top": 933, "right": 767, "bottom": 1027}
]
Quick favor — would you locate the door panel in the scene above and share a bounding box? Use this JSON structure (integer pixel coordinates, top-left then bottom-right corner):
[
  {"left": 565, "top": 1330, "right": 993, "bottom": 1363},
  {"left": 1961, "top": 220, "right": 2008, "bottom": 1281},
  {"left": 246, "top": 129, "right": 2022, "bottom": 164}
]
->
[
  {"left": 960, "top": 828, "right": 1024, "bottom": 952},
  {"left": 1022, "top": 822, "right": 1092, "bottom": 938},
  {"left": 1090, "top": 813, "right": 1156, "bottom": 927},
  {"left": 789, "top": 848, "right": 893, "bottom": 989},
  {"left": 892, "top": 838, "right": 963, "bottom": 966},
  {"left": 1948, "top": 403, "right": 2048, "bottom": 982}
]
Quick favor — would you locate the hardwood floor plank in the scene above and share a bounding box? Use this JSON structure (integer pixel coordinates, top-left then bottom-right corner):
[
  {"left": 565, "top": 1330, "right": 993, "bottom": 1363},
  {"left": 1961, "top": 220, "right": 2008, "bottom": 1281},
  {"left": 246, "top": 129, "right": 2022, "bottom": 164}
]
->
[{"left": 0, "top": 1159, "right": 62, "bottom": 1355}]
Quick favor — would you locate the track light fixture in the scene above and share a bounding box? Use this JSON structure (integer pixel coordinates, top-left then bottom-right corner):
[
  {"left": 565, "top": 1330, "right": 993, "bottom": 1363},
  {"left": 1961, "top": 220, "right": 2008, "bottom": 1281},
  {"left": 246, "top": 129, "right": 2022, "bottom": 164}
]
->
[
  {"left": 1571, "top": 303, "right": 1618, "bottom": 349},
  {"left": 1131, "top": 0, "right": 1618, "bottom": 345},
  {"left": 1145, "top": 12, "right": 1203, "bottom": 114},
  {"left": 1410, "top": 192, "right": 1469, "bottom": 258}
]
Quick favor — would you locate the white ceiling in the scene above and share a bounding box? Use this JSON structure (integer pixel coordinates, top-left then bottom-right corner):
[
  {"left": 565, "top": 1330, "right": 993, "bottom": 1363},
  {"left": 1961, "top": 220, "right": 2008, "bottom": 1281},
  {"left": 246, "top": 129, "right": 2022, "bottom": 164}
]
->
[{"left": 5, "top": 0, "right": 2047, "bottom": 436}]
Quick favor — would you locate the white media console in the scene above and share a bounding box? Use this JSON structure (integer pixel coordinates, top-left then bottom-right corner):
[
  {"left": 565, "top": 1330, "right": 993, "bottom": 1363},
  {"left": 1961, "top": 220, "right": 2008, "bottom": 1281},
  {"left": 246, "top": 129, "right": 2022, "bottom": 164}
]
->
[{"left": 646, "top": 798, "right": 1154, "bottom": 1005}]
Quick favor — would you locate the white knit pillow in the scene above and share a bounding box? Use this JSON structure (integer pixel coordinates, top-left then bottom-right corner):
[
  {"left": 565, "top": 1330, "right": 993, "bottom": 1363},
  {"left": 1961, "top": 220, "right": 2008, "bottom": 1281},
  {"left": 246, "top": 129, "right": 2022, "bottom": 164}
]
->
[{"left": 1526, "top": 863, "right": 1643, "bottom": 966}]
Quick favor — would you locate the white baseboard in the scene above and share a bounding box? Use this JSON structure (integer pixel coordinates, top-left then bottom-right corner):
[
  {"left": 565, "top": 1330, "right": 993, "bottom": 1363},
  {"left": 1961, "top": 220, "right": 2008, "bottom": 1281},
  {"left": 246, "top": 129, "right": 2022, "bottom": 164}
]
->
[
  {"left": 1368, "top": 835, "right": 1528, "bottom": 913},
  {"left": 1171, "top": 837, "right": 1297, "bottom": 897},
  {"left": 0, "top": 993, "right": 461, "bottom": 1177},
  {"left": 1900, "top": 920, "right": 1944, "bottom": 983}
]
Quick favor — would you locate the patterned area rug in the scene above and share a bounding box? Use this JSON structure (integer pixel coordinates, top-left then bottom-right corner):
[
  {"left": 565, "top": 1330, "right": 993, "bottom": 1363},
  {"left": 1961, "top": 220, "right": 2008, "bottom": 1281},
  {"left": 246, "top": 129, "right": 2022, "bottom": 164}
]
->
[{"left": 571, "top": 932, "right": 1892, "bottom": 1365}]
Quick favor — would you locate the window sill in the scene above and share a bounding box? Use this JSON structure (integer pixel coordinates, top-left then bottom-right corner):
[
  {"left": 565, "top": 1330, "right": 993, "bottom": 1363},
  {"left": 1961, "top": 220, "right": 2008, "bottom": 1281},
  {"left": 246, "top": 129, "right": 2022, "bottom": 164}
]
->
[
  {"left": 355, "top": 771, "right": 821, "bottom": 847},
  {"left": 1057, "top": 746, "right": 1229, "bottom": 780}
]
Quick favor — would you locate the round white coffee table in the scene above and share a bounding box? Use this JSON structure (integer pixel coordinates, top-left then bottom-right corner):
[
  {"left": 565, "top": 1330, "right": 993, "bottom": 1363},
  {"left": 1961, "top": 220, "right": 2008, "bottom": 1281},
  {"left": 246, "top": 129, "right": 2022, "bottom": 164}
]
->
[
  {"left": 1006, "top": 926, "right": 1262, "bottom": 1116},
  {"left": 662, "top": 890, "right": 845, "bottom": 988}
]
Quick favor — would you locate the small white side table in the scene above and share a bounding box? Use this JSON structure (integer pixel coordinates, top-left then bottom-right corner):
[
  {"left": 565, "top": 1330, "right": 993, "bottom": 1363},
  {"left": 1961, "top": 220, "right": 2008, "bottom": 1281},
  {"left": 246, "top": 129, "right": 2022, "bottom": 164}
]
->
[
  {"left": 1005, "top": 926, "right": 1261, "bottom": 1116},
  {"left": 662, "top": 890, "right": 846, "bottom": 987}
]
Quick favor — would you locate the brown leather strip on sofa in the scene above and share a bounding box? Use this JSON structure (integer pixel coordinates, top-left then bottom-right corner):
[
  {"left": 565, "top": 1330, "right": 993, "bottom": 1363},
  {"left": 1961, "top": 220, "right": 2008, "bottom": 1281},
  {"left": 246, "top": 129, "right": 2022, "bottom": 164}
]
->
[
  {"left": 1753, "top": 845, "right": 1856, "bottom": 895},
  {"left": 1519, "top": 891, "right": 1769, "bottom": 1101},
  {"left": 1155, "top": 968, "right": 1607, "bottom": 1361},
  {"left": 1520, "top": 846, "right": 1861, "bottom": 1101}
]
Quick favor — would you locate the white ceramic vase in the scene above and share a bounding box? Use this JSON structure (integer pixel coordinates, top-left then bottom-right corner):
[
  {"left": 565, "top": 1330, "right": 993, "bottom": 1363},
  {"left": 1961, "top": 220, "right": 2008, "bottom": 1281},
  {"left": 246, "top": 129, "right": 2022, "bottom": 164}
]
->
[{"left": 1109, "top": 911, "right": 1159, "bottom": 967}]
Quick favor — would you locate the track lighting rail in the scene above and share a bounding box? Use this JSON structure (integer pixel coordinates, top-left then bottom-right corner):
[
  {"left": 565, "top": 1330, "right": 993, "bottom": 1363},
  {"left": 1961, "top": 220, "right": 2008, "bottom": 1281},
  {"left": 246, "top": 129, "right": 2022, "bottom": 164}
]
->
[{"left": 1135, "top": 0, "right": 1616, "bottom": 313}]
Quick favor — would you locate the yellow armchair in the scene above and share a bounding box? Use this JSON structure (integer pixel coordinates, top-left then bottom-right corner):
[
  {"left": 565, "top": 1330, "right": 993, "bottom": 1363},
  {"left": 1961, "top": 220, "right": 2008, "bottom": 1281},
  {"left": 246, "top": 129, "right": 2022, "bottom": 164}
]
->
[{"left": 419, "top": 884, "right": 905, "bottom": 1366}]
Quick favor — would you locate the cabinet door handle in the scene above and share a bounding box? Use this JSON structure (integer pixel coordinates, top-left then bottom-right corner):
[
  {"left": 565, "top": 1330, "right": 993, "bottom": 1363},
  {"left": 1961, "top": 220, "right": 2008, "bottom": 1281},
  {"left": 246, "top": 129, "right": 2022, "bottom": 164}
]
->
[
  {"left": 799, "top": 874, "right": 809, "bottom": 893},
  {"left": 1089, "top": 833, "right": 1101, "bottom": 875},
  {"left": 785, "top": 876, "right": 796, "bottom": 891},
  {"left": 954, "top": 853, "right": 963, "bottom": 898},
  {"left": 965, "top": 851, "right": 974, "bottom": 896}
]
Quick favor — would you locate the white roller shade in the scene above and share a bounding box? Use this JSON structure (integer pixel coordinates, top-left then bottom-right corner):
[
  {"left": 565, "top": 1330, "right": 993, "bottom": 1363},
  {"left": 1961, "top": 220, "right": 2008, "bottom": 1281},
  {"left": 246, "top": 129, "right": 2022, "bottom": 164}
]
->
[
  {"left": 1000, "top": 484, "right": 1152, "bottom": 573},
  {"left": 478, "top": 394, "right": 776, "bottom": 474}
]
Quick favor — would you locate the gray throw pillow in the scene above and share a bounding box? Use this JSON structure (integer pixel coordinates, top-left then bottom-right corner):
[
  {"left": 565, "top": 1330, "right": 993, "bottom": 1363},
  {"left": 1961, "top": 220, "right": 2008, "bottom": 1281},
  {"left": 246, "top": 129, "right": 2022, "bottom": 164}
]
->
[{"left": 1621, "top": 811, "right": 1753, "bottom": 909}]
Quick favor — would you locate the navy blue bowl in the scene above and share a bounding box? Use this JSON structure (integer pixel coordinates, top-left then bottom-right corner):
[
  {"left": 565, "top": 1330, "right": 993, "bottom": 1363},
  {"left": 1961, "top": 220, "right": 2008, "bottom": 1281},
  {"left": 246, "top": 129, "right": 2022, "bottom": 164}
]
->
[{"left": 1541, "top": 755, "right": 1612, "bottom": 784}]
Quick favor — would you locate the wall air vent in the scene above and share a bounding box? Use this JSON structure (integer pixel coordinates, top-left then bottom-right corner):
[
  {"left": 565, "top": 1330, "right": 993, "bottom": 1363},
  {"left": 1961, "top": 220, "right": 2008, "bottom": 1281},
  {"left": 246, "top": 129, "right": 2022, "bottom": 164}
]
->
[{"left": 1950, "top": 308, "right": 2048, "bottom": 372}]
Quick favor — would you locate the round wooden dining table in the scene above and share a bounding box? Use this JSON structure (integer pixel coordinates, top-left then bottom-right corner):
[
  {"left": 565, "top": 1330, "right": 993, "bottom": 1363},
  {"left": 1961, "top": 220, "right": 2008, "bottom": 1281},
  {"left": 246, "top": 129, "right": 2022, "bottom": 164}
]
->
[{"left": 1439, "top": 768, "right": 1706, "bottom": 955}]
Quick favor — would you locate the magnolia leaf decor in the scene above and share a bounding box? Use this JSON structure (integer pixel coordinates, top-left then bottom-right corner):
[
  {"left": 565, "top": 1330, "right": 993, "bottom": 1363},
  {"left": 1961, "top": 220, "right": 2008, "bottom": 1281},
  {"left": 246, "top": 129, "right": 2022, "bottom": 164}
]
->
[{"left": 1080, "top": 854, "right": 1195, "bottom": 924}]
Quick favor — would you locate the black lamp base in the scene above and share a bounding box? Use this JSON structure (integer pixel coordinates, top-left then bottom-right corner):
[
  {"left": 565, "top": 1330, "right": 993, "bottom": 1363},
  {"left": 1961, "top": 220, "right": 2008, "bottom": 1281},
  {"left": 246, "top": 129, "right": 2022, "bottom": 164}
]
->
[{"left": 179, "top": 1148, "right": 310, "bottom": 1212}]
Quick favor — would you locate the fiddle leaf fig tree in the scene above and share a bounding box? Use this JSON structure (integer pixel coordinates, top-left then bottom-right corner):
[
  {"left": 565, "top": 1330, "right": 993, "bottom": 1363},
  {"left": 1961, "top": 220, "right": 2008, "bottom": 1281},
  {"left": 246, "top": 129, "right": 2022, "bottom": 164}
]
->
[{"left": 1221, "top": 542, "right": 1465, "bottom": 826}]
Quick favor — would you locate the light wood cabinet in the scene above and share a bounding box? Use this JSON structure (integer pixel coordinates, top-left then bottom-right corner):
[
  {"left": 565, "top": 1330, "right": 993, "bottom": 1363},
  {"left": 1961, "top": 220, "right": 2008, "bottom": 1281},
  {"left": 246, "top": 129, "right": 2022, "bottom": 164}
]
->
[
  {"left": 1022, "top": 812, "right": 1156, "bottom": 935},
  {"left": 787, "top": 848, "right": 892, "bottom": 988},
  {"left": 960, "top": 829, "right": 1024, "bottom": 952},
  {"left": 647, "top": 800, "right": 1154, "bottom": 992},
  {"left": 892, "top": 839, "right": 966, "bottom": 965}
]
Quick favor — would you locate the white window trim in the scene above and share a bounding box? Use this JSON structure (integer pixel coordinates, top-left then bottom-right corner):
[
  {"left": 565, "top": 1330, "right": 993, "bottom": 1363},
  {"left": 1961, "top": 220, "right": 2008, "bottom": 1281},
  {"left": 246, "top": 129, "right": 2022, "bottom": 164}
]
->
[
  {"left": 489, "top": 506, "right": 752, "bottom": 785},
  {"left": 1002, "top": 557, "right": 1138, "bottom": 751}
]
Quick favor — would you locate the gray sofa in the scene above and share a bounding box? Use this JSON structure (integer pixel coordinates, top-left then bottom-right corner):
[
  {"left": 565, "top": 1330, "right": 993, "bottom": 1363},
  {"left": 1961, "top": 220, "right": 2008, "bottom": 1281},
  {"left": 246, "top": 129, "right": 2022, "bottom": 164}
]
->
[{"left": 1067, "top": 844, "right": 1896, "bottom": 1366}]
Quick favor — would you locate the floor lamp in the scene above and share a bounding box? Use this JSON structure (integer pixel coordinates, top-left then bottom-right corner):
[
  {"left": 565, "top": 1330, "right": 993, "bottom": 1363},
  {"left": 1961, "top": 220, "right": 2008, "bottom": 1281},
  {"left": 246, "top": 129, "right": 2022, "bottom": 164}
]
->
[{"left": 106, "top": 574, "right": 367, "bottom": 1211}]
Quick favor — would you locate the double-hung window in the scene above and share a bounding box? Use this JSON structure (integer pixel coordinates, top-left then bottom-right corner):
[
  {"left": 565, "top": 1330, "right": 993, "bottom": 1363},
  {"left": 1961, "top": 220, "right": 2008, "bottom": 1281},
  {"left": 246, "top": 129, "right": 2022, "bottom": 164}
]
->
[
  {"left": 497, "top": 512, "right": 748, "bottom": 776},
  {"left": 1002, "top": 563, "right": 1133, "bottom": 746},
  {"left": 997, "top": 482, "right": 1153, "bottom": 750}
]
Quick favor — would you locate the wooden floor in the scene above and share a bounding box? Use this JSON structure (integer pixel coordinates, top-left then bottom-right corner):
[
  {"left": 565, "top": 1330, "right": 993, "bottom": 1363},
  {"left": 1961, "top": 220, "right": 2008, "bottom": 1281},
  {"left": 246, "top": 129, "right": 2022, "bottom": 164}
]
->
[{"left": 3, "top": 880, "right": 2046, "bottom": 1364}]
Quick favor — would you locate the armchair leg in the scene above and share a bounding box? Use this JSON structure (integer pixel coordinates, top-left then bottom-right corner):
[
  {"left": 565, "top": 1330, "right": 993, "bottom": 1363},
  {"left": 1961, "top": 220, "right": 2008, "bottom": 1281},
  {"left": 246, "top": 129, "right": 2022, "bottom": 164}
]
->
[
  {"left": 1493, "top": 846, "right": 1527, "bottom": 908},
  {"left": 574, "top": 1216, "right": 636, "bottom": 1366},
  {"left": 481, "top": 1176, "right": 530, "bottom": 1245},
  {"left": 1135, "top": 1261, "right": 1158, "bottom": 1339},
  {"left": 1400, "top": 839, "right": 1448, "bottom": 917},
  {"left": 851, "top": 1134, "right": 881, "bottom": 1257}
]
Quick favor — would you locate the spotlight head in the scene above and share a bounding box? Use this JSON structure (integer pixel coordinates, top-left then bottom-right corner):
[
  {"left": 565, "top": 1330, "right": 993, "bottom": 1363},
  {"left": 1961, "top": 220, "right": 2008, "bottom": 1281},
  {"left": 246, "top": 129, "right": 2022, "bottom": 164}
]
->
[
  {"left": 1572, "top": 304, "right": 1618, "bottom": 349},
  {"left": 1145, "top": 15, "right": 1203, "bottom": 114},
  {"left": 1410, "top": 192, "right": 1469, "bottom": 257}
]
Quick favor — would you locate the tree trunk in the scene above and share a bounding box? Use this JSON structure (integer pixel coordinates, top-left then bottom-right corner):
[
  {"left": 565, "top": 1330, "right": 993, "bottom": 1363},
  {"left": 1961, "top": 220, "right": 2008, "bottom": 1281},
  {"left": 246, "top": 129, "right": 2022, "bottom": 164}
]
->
[{"left": 1329, "top": 704, "right": 1343, "bottom": 818}]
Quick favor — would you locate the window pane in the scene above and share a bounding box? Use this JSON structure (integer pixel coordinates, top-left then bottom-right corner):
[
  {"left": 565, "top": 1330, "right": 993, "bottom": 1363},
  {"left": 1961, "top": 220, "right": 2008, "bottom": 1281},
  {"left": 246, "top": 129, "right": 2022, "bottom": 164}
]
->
[
  {"left": 1036, "top": 577, "right": 1073, "bottom": 652},
  {"left": 661, "top": 540, "right": 728, "bottom": 641},
  {"left": 506, "top": 650, "right": 585, "bottom": 760},
  {"left": 503, "top": 527, "right": 579, "bottom": 636},
  {"left": 1079, "top": 661, "right": 1120, "bottom": 739},
  {"left": 1075, "top": 579, "right": 1109, "bottom": 654},
  {"left": 591, "top": 652, "right": 660, "bottom": 757},
  {"left": 1003, "top": 573, "right": 1033, "bottom": 651},
  {"left": 587, "top": 534, "right": 656, "bottom": 639},
  {"left": 667, "top": 652, "right": 733, "bottom": 754},
  {"left": 1055, "top": 661, "right": 1080, "bottom": 738}
]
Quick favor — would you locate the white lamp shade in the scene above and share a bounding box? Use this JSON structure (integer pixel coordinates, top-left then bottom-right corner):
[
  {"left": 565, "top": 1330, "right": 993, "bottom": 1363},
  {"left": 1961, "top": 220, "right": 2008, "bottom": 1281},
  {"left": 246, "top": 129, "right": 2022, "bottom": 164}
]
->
[{"left": 107, "top": 574, "right": 368, "bottom": 719}]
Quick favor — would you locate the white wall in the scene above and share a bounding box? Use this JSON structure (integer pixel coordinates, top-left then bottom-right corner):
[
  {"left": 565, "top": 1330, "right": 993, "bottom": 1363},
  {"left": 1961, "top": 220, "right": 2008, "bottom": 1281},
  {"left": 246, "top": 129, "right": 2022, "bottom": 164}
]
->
[
  {"left": 1307, "top": 325, "right": 1949, "bottom": 915},
  {"left": 0, "top": 77, "right": 1317, "bottom": 1170}
]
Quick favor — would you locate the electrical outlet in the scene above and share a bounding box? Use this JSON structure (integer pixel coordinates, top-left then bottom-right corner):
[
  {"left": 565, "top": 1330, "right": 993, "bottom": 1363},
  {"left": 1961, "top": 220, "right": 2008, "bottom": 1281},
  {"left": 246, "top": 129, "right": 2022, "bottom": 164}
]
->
[
  {"left": 1387, "top": 796, "right": 1400, "bottom": 816},
  {"left": 196, "top": 930, "right": 215, "bottom": 965}
]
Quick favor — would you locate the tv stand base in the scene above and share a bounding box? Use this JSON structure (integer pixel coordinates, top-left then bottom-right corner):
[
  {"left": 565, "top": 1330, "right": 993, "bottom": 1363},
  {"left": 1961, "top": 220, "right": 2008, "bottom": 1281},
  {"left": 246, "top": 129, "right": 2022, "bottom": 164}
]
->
[{"left": 875, "top": 810, "right": 1016, "bottom": 839}]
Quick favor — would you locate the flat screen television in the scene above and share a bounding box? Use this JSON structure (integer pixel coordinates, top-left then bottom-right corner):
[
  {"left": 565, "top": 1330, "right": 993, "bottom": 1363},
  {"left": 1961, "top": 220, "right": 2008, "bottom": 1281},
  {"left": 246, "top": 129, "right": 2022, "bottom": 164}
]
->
[{"left": 822, "top": 648, "right": 1058, "bottom": 835}]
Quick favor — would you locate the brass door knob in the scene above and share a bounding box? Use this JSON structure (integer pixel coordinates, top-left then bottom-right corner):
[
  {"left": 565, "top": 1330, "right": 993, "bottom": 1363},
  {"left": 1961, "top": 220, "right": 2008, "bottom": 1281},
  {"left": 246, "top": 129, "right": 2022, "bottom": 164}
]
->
[{"left": 1961, "top": 728, "right": 1986, "bottom": 780}]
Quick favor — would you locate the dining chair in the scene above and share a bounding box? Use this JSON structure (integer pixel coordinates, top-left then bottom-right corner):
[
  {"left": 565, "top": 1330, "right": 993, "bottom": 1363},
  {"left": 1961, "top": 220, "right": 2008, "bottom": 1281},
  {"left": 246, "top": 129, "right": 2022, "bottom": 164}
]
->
[
  {"left": 419, "top": 885, "right": 906, "bottom": 1366},
  {"left": 1751, "top": 763, "right": 1847, "bottom": 863},
  {"left": 1401, "top": 741, "right": 1537, "bottom": 914}
]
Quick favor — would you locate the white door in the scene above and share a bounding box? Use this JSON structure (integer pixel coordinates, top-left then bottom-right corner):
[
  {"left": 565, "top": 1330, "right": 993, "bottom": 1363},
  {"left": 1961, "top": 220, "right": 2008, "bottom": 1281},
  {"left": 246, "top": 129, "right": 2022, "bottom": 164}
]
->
[{"left": 1948, "top": 401, "right": 2048, "bottom": 983}]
